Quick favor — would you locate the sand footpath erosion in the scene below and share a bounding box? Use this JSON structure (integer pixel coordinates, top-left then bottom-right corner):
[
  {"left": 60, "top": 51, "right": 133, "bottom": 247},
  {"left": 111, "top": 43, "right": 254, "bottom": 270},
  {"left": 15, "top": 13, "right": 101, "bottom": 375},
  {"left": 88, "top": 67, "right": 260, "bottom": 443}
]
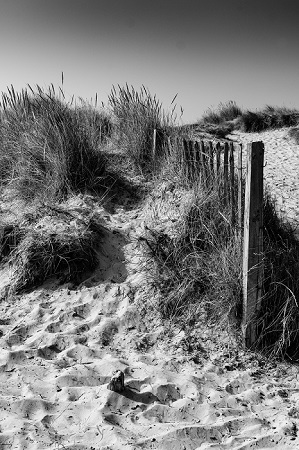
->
[{"left": 1, "top": 129, "right": 299, "bottom": 448}]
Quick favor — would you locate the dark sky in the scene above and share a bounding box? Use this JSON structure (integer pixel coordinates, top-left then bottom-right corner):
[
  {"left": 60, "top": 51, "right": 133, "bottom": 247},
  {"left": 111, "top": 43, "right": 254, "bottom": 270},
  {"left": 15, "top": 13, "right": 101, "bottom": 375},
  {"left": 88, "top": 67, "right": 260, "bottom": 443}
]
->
[{"left": 1, "top": 0, "right": 299, "bottom": 122}]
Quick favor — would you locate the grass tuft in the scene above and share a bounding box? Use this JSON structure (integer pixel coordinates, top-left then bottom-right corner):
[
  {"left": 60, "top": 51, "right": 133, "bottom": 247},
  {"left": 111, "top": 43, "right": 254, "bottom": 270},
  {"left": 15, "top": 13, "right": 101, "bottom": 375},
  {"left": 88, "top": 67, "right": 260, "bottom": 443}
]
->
[
  {"left": 140, "top": 184, "right": 243, "bottom": 331},
  {"left": 254, "top": 193, "right": 299, "bottom": 360},
  {"left": 108, "top": 84, "right": 174, "bottom": 175},
  {"left": 4, "top": 203, "right": 103, "bottom": 296},
  {"left": 201, "top": 101, "right": 242, "bottom": 125},
  {"left": 237, "top": 106, "right": 299, "bottom": 132},
  {"left": 0, "top": 85, "right": 110, "bottom": 201}
]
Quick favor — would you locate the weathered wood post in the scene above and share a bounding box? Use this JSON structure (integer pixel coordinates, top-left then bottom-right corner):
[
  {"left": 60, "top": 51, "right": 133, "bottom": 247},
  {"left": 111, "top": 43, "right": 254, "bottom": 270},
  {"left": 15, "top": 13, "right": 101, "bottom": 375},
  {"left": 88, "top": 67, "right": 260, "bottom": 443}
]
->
[
  {"left": 223, "top": 142, "right": 229, "bottom": 205},
  {"left": 194, "top": 141, "right": 200, "bottom": 165},
  {"left": 229, "top": 142, "right": 235, "bottom": 224},
  {"left": 167, "top": 136, "right": 172, "bottom": 156},
  {"left": 153, "top": 129, "right": 157, "bottom": 161},
  {"left": 183, "top": 138, "right": 190, "bottom": 179},
  {"left": 189, "top": 140, "right": 195, "bottom": 178},
  {"left": 242, "top": 141, "right": 264, "bottom": 348},
  {"left": 237, "top": 143, "right": 243, "bottom": 231},
  {"left": 215, "top": 142, "right": 221, "bottom": 177},
  {"left": 214, "top": 142, "right": 221, "bottom": 195},
  {"left": 200, "top": 141, "right": 207, "bottom": 184},
  {"left": 208, "top": 141, "right": 214, "bottom": 180}
]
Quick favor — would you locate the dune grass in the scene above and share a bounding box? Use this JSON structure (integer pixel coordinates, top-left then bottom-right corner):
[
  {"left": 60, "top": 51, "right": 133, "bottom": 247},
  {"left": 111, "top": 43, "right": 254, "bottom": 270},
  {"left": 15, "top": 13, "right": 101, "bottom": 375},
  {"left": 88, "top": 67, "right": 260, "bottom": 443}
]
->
[
  {"left": 254, "top": 193, "right": 299, "bottom": 360},
  {"left": 199, "top": 102, "right": 299, "bottom": 136},
  {"left": 140, "top": 177, "right": 299, "bottom": 359},
  {"left": 239, "top": 106, "right": 299, "bottom": 132},
  {"left": 108, "top": 84, "right": 176, "bottom": 176},
  {"left": 0, "top": 85, "right": 110, "bottom": 202},
  {"left": 2, "top": 203, "right": 103, "bottom": 296},
  {"left": 201, "top": 101, "right": 242, "bottom": 125},
  {"left": 1, "top": 81, "right": 299, "bottom": 360},
  {"left": 140, "top": 181, "right": 243, "bottom": 336}
]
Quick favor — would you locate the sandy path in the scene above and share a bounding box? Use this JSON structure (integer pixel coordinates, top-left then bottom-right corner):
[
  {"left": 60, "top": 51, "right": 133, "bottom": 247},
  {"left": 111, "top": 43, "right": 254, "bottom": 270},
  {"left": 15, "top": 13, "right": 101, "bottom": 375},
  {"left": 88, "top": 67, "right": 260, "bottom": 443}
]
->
[
  {"left": 1, "top": 170, "right": 299, "bottom": 448},
  {"left": 230, "top": 128, "right": 299, "bottom": 232}
]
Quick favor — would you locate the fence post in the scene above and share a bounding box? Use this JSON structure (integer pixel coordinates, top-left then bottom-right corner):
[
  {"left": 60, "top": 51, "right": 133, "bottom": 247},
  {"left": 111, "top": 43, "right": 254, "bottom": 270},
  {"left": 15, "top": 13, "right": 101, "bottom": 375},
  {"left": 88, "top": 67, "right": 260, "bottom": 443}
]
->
[
  {"left": 242, "top": 141, "right": 264, "bottom": 348},
  {"left": 183, "top": 139, "right": 191, "bottom": 180},
  {"left": 223, "top": 142, "right": 229, "bottom": 204},
  {"left": 200, "top": 141, "right": 208, "bottom": 186},
  {"left": 237, "top": 143, "right": 243, "bottom": 231},
  {"left": 194, "top": 141, "right": 200, "bottom": 165},
  {"left": 229, "top": 142, "right": 235, "bottom": 224},
  {"left": 208, "top": 141, "right": 214, "bottom": 179},
  {"left": 153, "top": 129, "right": 157, "bottom": 161},
  {"left": 215, "top": 142, "right": 221, "bottom": 176},
  {"left": 167, "top": 136, "right": 172, "bottom": 156},
  {"left": 189, "top": 140, "right": 195, "bottom": 178}
]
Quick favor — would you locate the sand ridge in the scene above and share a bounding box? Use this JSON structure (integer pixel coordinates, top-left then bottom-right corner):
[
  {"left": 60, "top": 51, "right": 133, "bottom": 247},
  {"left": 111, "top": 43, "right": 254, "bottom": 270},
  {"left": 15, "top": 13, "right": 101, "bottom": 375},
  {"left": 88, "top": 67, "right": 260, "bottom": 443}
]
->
[
  {"left": 1, "top": 131, "right": 299, "bottom": 448},
  {"left": 230, "top": 128, "right": 299, "bottom": 232}
]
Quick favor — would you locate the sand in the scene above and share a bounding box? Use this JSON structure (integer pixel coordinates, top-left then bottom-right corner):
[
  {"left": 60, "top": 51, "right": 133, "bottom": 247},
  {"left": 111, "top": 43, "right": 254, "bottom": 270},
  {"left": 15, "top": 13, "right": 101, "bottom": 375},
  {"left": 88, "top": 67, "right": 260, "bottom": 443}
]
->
[
  {"left": 1, "top": 129, "right": 299, "bottom": 449},
  {"left": 230, "top": 128, "right": 299, "bottom": 233}
]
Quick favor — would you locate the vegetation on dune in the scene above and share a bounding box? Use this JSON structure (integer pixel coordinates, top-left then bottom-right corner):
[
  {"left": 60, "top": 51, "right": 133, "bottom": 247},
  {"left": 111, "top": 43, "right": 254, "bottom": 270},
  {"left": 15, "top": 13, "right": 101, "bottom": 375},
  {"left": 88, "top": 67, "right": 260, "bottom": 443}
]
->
[
  {"left": 108, "top": 84, "right": 176, "bottom": 175},
  {"left": 255, "top": 193, "right": 299, "bottom": 359},
  {"left": 1, "top": 204, "right": 103, "bottom": 296},
  {"left": 201, "top": 101, "right": 243, "bottom": 125},
  {"left": 0, "top": 85, "right": 110, "bottom": 202},
  {"left": 199, "top": 101, "right": 299, "bottom": 134},
  {"left": 239, "top": 106, "right": 299, "bottom": 132},
  {"left": 0, "top": 81, "right": 299, "bottom": 360},
  {"left": 140, "top": 185, "right": 243, "bottom": 332}
]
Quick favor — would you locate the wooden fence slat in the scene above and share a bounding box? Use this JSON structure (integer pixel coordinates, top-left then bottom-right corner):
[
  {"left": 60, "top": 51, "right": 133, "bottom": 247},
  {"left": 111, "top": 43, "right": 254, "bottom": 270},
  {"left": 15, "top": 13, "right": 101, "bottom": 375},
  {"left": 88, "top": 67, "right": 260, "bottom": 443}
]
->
[
  {"left": 209, "top": 141, "right": 214, "bottom": 179},
  {"left": 194, "top": 141, "right": 201, "bottom": 169},
  {"left": 167, "top": 136, "right": 172, "bottom": 157},
  {"left": 223, "top": 142, "right": 229, "bottom": 205},
  {"left": 200, "top": 141, "right": 207, "bottom": 184},
  {"left": 183, "top": 139, "right": 190, "bottom": 179},
  {"left": 238, "top": 143, "right": 243, "bottom": 231},
  {"left": 229, "top": 142, "right": 235, "bottom": 224},
  {"left": 189, "top": 140, "right": 195, "bottom": 177},
  {"left": 153, "top": 129, "right": 157, "bottom": 160},
  {"left": 242, "top": 141, "right": 264, "bottom": 348},
  {"left": 215, "top": 142, "right": 221, "bottom": 177}
]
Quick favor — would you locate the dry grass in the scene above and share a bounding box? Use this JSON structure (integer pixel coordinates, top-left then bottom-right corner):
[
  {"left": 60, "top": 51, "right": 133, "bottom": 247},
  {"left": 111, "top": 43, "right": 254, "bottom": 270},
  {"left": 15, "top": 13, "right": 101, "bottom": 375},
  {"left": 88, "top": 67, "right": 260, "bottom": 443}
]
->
[
  {"left": 0, "top": 223, "right": 23, "bottom": 261},
  {"left": 254, "top": 193, "right": 299, "bottom": 360},
  {"left": 0, "top": 85, "right": 109, "bottom": 202},
  {"left": 140, "top": 176, "right": 299, "bottom": 360},
  {"left": 198, "top": 102, "right": 299, "bottom": 136},
  {"left": 3, "top": 203, "right": 104, "bottom": 296},
  {"left": 1, "top": 81, "right": 299, "bottom": 361},
  {"left": 140, "top": 184, "right": 243, "bottom": 334},
  {"left": 201, "top": 101, "right": 242, "bottom": 125},
  {"left": 238, "top": 106, "right": 299, "bottom": 132},
  {"left": 108, "top": 84, "right": 176, "bottom": 176}
]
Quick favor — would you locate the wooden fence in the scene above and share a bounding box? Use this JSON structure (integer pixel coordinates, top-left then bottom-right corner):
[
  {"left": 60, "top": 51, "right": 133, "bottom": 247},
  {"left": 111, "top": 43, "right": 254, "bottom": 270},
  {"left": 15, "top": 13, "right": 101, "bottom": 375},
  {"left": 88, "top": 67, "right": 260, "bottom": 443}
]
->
[{"left": 154, "top": 132, "right": 265, "bottom": 348}]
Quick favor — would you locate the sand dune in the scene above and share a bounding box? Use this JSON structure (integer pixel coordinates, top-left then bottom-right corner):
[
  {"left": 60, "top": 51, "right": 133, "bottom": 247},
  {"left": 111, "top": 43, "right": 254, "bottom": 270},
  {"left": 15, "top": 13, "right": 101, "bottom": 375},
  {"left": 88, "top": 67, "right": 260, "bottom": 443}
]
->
[{"left": 1, "top": 129, "right": 299, "bottom": 449}]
